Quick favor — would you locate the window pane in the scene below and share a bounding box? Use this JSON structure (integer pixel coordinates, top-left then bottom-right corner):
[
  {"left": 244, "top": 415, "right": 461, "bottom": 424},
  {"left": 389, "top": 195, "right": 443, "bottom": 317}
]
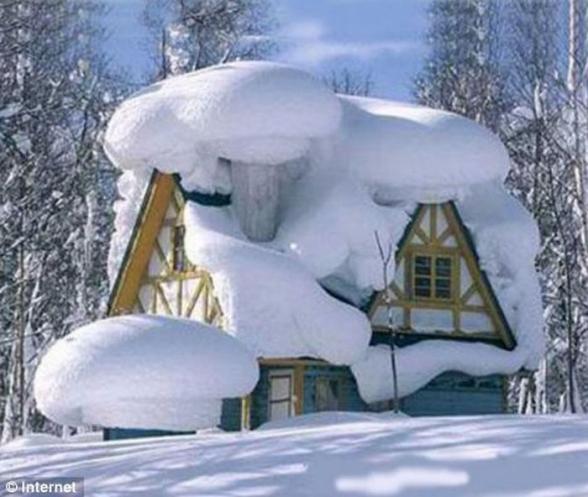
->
[
  {"left": 270, "top": 376, "right": 291, "bottom": 401},
  {"left": 415, "top": 277, "right": 431, "bottom": 287},
  {"left": 435, "top": 257, "right": 451, "bottom": 277},
  {"left": 435, "top": 275, "right": 451, "bottom": 298},
  {"left": 435, "top": 287, "right": 451, "bottom": 299},
  {"left": 415, "top": 275, "right": 432, "bottom": 297},
  {"left": 270, "top": 400, "right": 291, "bottom": 420},
  {"left": 315, "top": 378, "right": 340, "bottom": 412},
  {"left": 435, "top": 257, "right": 452, "bottom": 299},
  {"left": 414, "top": 256, "right": 432, "bottom": 275}
]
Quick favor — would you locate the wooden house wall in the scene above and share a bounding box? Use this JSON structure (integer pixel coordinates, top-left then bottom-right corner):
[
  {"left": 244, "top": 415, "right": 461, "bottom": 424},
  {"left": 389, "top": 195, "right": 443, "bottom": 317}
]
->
[
  {"left": 401, "top": 372, "right": 505, "bottom": 416},
  {"left": 220, "top": 399, "right": 243, "bottom": 432},
  {"left": 233, "top": 362, "right": 507, "bottom": 432}
]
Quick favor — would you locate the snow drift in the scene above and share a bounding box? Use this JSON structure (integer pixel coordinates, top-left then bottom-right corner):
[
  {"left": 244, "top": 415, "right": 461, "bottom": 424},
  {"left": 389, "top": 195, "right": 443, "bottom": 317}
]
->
[
  {"left": 34, "top": 315, "right": 259, "bottom": 431},
  {"left": 4, "top": 415, "right": 588, "bottom": 497}
]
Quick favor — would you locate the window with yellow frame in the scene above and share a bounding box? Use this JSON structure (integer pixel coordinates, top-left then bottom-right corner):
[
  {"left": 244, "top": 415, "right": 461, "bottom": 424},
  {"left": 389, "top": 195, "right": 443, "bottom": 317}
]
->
[{"left": 412, "top": 253, "right": 454, "bottom": 300}]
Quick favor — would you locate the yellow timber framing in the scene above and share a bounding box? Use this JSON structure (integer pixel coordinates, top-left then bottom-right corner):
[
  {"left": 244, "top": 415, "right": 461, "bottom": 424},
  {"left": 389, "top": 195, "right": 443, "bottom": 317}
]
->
[
  {"left": 107, "top": 171, "right": 222, "bottom": 323},
  {"left": 108, "top": 171, "right": 175, "bottom": 315},
  {"left": 368, "top": 202, "right": 516, "bottom": 350},
  {"left": 241, "top": 395, "right": 252, "bottom": 430}
]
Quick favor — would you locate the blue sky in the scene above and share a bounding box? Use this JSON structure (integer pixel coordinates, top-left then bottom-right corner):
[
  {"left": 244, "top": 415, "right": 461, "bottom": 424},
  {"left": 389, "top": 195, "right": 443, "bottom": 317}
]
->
[{"left": 104, "top": 0, "right": 430, "bottom": 100}]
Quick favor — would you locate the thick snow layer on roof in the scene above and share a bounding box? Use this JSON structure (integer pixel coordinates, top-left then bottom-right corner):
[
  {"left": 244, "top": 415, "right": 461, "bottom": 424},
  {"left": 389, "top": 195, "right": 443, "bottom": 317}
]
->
[
  {"left": 107, "top": 169, "right": 151, "bottom": 284},
  {"left": 104, "top": 61, "right": 509, "bottom": 198},
  {"left": 104, "top": 61, "right": 341, "bottom": 192},
  {"left": 183, "top": 202, "right": 371, "bottom": 364},
  {"left": 182, "top": 173, "right": 542, "bottom": 376},
  {"left": 457, "top": 182, "right": 544, "bottom": 369},
  {"left": 34, "top": 315, "right": 258, "bottom": 431},
  {"left": 336, "top": 96, "right": 510, "bottom": 202},
  {"left": 274, "top": 169, "right": 413, "bottom": 290}
]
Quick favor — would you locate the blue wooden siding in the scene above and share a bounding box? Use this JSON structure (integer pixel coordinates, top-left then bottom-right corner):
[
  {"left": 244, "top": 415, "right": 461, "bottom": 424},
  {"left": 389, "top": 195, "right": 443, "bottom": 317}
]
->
[
  {"left": 249, "top": 365, "right": 275, "bottom": 429},
  {"left": 220, "top": 398, "right": 242, "bottom": 432},
  {"left": 246, "top": 363, "right": 505, "bottom": 428},
  {"left": 401, "top": 372, "right": 505, "bottom": 416},
  {"left": 302, "top": 366, "right": 504, "bottom": 417},
  {"left": 103, "top": 427, "right": 194, "bottom": 441}
]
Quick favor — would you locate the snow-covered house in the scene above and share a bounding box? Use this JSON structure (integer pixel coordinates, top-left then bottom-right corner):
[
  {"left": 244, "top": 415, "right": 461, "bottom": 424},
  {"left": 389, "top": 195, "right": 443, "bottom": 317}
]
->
[{"left": 103, "top": 62, "right": 543, "bottom": 437}]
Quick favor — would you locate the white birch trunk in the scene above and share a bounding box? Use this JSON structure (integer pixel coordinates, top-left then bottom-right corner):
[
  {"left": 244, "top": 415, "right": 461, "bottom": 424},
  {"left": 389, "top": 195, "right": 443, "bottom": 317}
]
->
[
  {"left": 517, "top": 376, "right": 529, "bottom": 414},
  {"left": 230, "top": 162, "right": 280, "bottom": 242}
]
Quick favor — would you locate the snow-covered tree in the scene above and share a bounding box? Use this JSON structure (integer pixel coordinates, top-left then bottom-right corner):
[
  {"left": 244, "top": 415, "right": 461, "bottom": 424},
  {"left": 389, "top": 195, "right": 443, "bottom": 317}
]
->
[
  {"left": 501, "top": 0, "right": 588, "bottom": 414},
  {"left": 0, "top": 0, "right": 121, "bottom": 441},
  {"left": 414, "top": 0, "right": 509, "bottom": 132},
  {"left": 500, "top": 0, "right": 562, "bottom": 414},
  {"left": 324, "top": 68, "right": 374, "bottom": 97},
  {"left": 415, "top": 0, "right": 588, "bottom": 414},
  {"left": 142, "top": 0, "right": 276, "bottom": 81}
]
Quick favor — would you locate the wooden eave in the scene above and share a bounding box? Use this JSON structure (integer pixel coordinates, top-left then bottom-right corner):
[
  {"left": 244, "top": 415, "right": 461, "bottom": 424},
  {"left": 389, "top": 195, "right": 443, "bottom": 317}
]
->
[{"left": 107, "top": 171, "right": 176, "bottom": 315}]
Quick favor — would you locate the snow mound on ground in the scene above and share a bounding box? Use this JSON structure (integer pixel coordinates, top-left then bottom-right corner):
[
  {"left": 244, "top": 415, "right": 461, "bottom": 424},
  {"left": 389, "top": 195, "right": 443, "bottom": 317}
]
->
[
  {"left": 104, "top": 61, "right": 341, "bottom": 193},
  {"left": 1, "top": 433, "right": 63, "bottom": 451},
  {"left": 67, "top": 432, "right": 103, "bottom": 444},
  {"left": 1, "top": 432, "right": 103, "bottom": 451},
  {"left": 34, "top": 315, "right": 259, "bottom": 431},
  {"left": 336, "top": 96, "right": 510, "bottom": 202},
  {"left": 258, "top": 411, "right": 408, "bottom": 431},
  {"left": 183, "top": 203, "right": 371, "bottom": 364}
]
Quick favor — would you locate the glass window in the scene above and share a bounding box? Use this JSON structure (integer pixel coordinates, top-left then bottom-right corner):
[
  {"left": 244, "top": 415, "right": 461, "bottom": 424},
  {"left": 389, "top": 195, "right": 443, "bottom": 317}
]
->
[
  {"left": 434, "top": 257, "right": 452, "bottom": 299},
  {"left": 172, "top": 225, "right": 186, "bottom": 272},
  {"left": 315, "top": 377, "right": 341, "bottom": 411},
  {"left": 269, "top": 372, "right": 293, "bottom": 421},
  {"left": 412, "top": 255, "right": 452, "bottom": 300},
  {"left": 270, "top": 400, "right": 291, "bottom": 421},
  {"left": 414, "top": 255, "right": 432, "bottom": 297}
]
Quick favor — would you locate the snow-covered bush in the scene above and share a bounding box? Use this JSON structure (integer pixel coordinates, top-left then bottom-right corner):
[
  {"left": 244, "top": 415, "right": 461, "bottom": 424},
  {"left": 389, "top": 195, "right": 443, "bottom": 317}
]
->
[{"left": 34, "top": 315, "right": 259, "bottom": 431}]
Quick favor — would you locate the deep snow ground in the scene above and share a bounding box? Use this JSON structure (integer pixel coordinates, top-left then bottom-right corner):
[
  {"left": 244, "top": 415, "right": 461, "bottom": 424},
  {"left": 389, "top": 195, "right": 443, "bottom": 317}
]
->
[{"left": 2, "top": 413, "right": 588, "bottom": 497}]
